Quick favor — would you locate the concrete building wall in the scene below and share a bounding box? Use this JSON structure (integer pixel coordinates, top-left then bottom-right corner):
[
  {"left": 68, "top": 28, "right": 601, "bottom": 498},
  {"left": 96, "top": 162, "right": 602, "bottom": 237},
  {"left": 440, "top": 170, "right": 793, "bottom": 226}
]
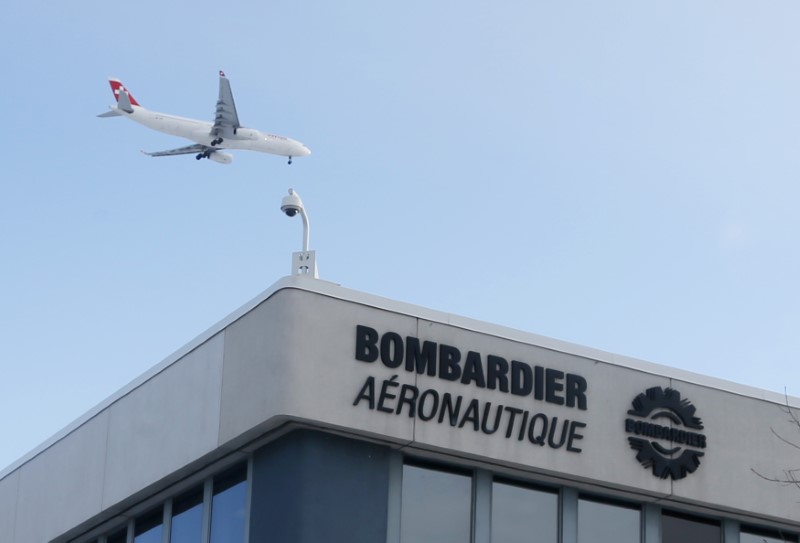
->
[
  {"left": 14, "top": 411, "right": 108, "bottom": 542},
  {"left": 666, "top": 380, "right": 797, "bottom": 519},
  {"left": 103, "top": 332, "right": 225, "bottom": 507},
  {"left": 0, "top": 327, "right": 231, "bottom": 543}
]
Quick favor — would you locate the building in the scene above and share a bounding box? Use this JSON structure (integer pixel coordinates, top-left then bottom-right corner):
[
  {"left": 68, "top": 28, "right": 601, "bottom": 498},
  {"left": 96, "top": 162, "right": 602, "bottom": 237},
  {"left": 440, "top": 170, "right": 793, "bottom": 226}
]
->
[{"left": 1, "top": 274, "right": 799, "bottom": 542}]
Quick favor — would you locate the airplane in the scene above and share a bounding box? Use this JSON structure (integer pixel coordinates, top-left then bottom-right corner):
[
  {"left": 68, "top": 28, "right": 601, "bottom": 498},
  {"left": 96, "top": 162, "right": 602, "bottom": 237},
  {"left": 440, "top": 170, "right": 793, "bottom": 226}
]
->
[{"left": 98, "top": 71, "right": 311, "bottom": 165}]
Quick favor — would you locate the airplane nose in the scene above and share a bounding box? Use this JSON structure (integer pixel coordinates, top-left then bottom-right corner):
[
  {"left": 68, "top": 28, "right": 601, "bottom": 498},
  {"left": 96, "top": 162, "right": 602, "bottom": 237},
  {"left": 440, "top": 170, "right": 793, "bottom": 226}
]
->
[{"left": 300, "top": 144, "right": 311, "bottom": 156}]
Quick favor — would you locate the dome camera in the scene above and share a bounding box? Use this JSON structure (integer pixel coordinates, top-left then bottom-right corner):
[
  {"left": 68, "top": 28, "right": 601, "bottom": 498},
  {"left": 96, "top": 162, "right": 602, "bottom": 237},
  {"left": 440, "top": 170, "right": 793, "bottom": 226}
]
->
[
  {"left": 281, "top": 189, "right": 304, "bottom": 217},
  {"left": 277, "top": 187, "right": 317, "bottom": 277}
]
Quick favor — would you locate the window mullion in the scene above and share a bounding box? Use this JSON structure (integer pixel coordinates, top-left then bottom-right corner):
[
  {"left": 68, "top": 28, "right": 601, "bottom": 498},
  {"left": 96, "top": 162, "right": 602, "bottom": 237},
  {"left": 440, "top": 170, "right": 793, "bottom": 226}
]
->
[
  {"left": 201, "top": 478, "right": 213, "bottom": 543},
  {"left": 560, "top": 487, "right": 578, "bottom": 543},
  {"left": 473, "top": 470, "right": 491, "bottom": 543}
]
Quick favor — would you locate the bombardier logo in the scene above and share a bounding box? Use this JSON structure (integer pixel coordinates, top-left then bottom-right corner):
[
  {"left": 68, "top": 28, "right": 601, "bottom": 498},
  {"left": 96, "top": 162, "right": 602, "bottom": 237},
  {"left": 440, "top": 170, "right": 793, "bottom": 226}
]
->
[{"left": 625, "top": 387, "right": 707, "bottom": 480}]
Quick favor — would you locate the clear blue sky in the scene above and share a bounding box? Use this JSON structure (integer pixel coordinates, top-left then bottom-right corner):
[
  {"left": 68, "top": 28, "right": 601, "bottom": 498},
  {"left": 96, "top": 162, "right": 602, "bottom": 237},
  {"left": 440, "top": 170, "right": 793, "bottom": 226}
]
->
[{"left": 2, "top": 1, "right": 799, "bottom": 471}]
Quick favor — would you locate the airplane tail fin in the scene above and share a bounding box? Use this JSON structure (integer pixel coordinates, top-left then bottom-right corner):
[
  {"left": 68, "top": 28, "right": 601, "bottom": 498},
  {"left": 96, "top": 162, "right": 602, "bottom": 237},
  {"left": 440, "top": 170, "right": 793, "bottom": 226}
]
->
[{"left": 108, "top": 78, "right": 141, "bottom": 108}]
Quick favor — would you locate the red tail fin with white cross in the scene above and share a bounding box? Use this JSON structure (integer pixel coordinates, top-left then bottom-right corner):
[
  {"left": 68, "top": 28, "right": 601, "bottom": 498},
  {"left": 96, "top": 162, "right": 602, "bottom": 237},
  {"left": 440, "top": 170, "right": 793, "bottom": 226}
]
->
[{"left": 108, "top": 78, "right": 140, "bottom": 106}]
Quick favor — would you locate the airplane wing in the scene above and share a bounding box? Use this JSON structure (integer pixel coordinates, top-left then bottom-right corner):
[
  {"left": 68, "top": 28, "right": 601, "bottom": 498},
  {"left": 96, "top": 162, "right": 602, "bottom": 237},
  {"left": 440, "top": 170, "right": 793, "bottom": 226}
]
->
[
  {"left": 141, "top": 144, "right": 209, "bottom": 157},
  {"left": 212, "top": 70, "right": 241, "bottom": 139}
]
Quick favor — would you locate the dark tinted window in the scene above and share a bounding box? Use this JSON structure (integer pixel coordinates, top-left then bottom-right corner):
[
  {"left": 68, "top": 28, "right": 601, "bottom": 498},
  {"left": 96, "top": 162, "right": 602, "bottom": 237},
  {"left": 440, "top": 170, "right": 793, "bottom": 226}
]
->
[
  {"left": 134, "top": 508, "right": 162, "bottom": 543},
  {"left": 171, "top": 487, "right": 204, "bottom": 543},
  {"left": 400, "top": 463, "right": 472, "bottom": 543},
  {"left": 492, "top": 480, "right": 557, "bottom": 543},
  {"left": 210, "top": 465, "right": 248, "bottom": 543},
  {"left": 106, "top": 529, "right": 127, "bottom": 543},
  {"left": 578, "top": 497, "right": 640, "bottom": 543},
  {"left": 662, "top": 511, "right": 720, "bottom": 543},
  {"left": 741, "top": 526, "right": 798, "bottom": 543}
]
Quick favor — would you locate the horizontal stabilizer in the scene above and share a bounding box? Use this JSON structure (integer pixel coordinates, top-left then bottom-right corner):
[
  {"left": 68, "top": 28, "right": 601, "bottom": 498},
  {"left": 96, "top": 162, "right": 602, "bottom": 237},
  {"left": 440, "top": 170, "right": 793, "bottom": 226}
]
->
[{"left": 97, "top": 108, "right": 123, "bottom": 118}]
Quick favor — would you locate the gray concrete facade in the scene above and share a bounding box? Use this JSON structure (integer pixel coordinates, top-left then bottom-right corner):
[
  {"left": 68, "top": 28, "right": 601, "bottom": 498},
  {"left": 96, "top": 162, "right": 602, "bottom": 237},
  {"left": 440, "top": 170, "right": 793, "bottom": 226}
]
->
[{"left": 1, "top": 275, "right": 798, "bottom": 542}]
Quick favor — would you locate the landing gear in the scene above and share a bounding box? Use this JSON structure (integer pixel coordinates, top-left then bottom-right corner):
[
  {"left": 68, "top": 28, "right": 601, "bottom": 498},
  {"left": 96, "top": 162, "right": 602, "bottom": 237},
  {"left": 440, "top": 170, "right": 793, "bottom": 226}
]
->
[
  {"left": 196, "top": 151, "right": 211, "bottom": 160},
  {"left": 288, "top": 156, "right": 293, "bottom": 165},
  {"left": 196, "top": 153, "right": 203, "bottom": 160},
  {"left": 210, "top": 137, "right": 223, "bottom": 146}
]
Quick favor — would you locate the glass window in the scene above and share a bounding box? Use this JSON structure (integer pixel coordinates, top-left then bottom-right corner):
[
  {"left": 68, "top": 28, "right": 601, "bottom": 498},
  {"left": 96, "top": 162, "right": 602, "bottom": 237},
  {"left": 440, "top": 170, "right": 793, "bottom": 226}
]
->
[
  {"left": 578, "top": 497, "right": 640, "bottom": 543},
  {"left": 134, "top": 508, "right": 163, "bottom": 543},
  {"left": 491, "top": 480, "right": 557, "bottom": 543},
  {"left": 209, "top": 465, "right": 248, "bottom": 543},
  {"left": 741, "top": 527, "right": 798, "bottom": 543},
  {"left": 170, "top": 487, "right": 204, "bottom": 543},
  {"left": 400, "top": 463, "right": 472, "bottom": 543},
  {"left": 106, "top": 529, "right": 127, "bottom": 543},
  {"left": 662, "top": 511, "right": 720, "bottom": 543}
]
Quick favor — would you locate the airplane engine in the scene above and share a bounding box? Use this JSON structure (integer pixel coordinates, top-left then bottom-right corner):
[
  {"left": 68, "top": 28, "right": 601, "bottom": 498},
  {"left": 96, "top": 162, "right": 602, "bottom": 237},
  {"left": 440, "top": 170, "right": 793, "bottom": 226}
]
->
[{"left": 209, "top": 151, "right": 234, "bottom": 164}]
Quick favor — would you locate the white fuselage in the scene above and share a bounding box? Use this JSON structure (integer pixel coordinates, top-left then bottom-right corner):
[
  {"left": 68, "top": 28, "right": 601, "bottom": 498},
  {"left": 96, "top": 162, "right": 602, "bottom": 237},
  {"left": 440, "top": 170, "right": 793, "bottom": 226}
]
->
[{"left": 122, "top": 106, "right": 311, "bottom": 158}]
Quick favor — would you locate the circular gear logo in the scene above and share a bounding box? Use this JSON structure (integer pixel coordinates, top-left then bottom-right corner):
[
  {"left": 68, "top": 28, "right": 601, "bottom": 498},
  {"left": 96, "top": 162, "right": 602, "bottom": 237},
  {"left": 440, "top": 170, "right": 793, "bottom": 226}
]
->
[{"left": 625, "top": 387, "right": 707, "bottom": 480}]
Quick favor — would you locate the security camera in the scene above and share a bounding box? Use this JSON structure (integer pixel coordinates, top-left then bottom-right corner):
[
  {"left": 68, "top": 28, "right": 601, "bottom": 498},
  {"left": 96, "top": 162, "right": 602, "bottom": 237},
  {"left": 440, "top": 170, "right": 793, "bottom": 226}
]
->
[
  {"left": 281, "top": 188, "right": 304, "bottom": 217},
  {"left": 278, "top": 187, "right": 317, "bottom": 276}
]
